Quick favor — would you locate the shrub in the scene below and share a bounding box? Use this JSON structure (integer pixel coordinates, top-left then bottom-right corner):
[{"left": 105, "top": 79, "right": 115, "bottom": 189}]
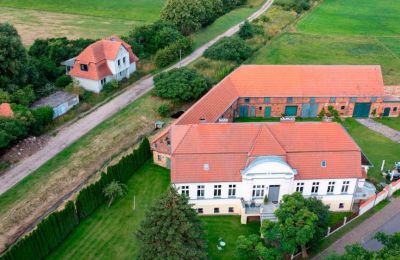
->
[
  {"left": 102, "top": 80, "right": 119, "bottom": 93},
  {"left": 0, "top": 117, "right": 27, "bottom": 150},
  {"left": 274, "top": 0, "right": 311, "bottom": 13},
  {"left": 154, "top": 37, "right": 193, "bottom": 68},
  {"left": 203, "top": 36, "right": 252, "bottom": 62},
  {"left": 31, "top": 106, "right": 54, "bottom": 135},
  {"left": 55, "top": 75, "right": 72, "bottom": 88},
  {"left": 0, "top": 89, "right": 11, "bottom": 103},
  {"left": 154, "top": 68, "right": 211, "bottom": 102},
  {"left": 36, "top": 83, "right": 57, "bottom": 98},
  {"left": 238, "top": 20, "right": 255, "bottom": 39},
  {"left": 158, "top": 103, "right": 171, "bottom": 117},
  {"left": 11, "top": 85, "right": 36, "bottom": 106}
]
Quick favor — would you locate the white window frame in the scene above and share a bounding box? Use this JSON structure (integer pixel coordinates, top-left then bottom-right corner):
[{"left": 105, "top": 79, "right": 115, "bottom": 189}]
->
[
  {"left": 341, "top": 181, "right": 350, "bottom": 193},
  {"left": 228, "top": 184, "right": 236, "bottom": 198},
  {"left": 296, "top": 182, "right": 304, "bottom": 193},
  {"left": 252, "top": 185, "right": 265, "bottom": 198},
  {"left": 311, "top": 182, "right": 319, "bottom": 194},
  {"left": 197, "top": 185, "right": 205, "bottom": 199},
  {"left": 214, "top": 185, "right": 222, "bottom": 198},
  {"left": 327, "top": 181, "right": 335, "bottom": 194},
  {"left": 181, "top": 186, "right": 189, "bottom": 197}
]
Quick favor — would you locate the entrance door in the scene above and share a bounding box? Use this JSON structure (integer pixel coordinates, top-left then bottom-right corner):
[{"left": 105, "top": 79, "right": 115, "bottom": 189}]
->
[
  {"left": 250, "top": 106, "right": 256, "bottom": 117},
  {"left": 268, "top": 185, "right": 280, "bottom": 204},
  {"left": 309, "top": 103, "right": 319, "bottom": 117},
  {"left": 353, "top": 103, "right": 371, "bottom": 118},
  {"left": 383, "top": 107, "right": 391, "bottom": 117},
  {"left": 239, "top": 106, "right": 248, "bottom": 117},
  {"left": 166, "top": 158, "right": 171, "bottom": 169},
  {"left": 264, "top": 107, "right": 271, "bottom": 118},
  {"left": 285, "top": 106, "right": 298, "bottom": 117},
  {"left": 301, "top": 104, "right": 310, "bottom": 117}
]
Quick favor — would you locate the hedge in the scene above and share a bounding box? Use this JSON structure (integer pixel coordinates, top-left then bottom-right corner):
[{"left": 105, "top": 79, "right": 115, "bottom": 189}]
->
[
  {"left": 0, "top": 138, "right": 152, "bottom": 259},
  {"left": 203, "top": 36, "right": 252, "bottom": 62}
]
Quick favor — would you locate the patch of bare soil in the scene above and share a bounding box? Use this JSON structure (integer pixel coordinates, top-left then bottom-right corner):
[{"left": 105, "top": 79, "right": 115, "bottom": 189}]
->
[{"left": 0, "top": 136, "right": 50, "bottom": 165}]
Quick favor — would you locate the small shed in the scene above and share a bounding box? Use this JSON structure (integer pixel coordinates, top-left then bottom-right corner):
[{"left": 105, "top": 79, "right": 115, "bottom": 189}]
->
[
  {"left": 61, "top": 57, "right": 76, "bottom": 74},
  {"left": 31, "top": 91, "right": 79, "bottom": 118}
]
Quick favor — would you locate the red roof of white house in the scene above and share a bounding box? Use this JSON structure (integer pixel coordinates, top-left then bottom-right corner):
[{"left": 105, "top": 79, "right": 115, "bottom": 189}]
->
[
  {"left": 69, "top": 35, "right": 138, "bottom": 81},
  {"left": 172, "top": 65, "right": 385, "bottom": 126},
  {"left": 170, "top": 122, "right": 363, "bottom": 183},
  {"left": 0, "top": 103, "right": 13, "bottom": 118}
]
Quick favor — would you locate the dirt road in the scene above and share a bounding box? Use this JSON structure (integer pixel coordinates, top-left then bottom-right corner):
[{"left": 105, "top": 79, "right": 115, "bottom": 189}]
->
[{"left": 0, "top": 0, "right": 274, "bottom": 194}]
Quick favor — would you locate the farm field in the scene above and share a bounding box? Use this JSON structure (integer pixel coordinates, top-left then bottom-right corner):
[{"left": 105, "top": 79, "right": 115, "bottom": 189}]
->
[
  {"left": 248, "top": 0, "right": 400, "bottom": 85},
  {"left": 0, "top": 0, "right": 265, "bottom": 46}
]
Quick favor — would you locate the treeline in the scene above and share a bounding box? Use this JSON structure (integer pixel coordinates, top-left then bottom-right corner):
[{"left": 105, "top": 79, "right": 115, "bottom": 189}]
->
[
  {"left": 161, "top": 0, "right": 247, "bottom": 35},
  {"left": 0, "top": 138, "right": 151, "bottom": 260}
]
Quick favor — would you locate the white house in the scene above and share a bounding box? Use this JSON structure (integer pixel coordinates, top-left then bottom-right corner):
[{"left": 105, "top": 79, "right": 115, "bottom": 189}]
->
[
  {"left": 153, "top": 122, "right": 375, "bottom": 224},
  {"left": 68, "top": 36, "right": 138, "bottom": 93}
]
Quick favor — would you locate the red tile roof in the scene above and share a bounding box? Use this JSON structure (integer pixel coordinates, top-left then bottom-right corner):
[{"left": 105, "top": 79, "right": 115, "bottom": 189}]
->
[
  {"left": 173, "top": 65, "right": 385, "bottom": 126},
  {"left": 0, "top": 103, "right": 13, "bottom": 118},
  {"left": 170, "top": 122, "right": 363, "bottom": 183},
  {"left": 69, "top": 35, "right": 138, "bottom": 81}
]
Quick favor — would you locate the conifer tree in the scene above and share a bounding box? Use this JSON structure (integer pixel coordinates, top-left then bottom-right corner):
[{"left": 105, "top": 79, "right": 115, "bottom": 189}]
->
[{"left": 136, "top": 187, "right": 207, "bottom": 259}]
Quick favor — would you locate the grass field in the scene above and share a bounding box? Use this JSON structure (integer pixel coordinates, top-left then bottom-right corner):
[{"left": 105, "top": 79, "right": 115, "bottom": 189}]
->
[
  {"left": 0, "top": 0, "right": 265, "bottom": 46},
  {"left": 342, "top": 119, "right": 400, "bottom": 183},
  {"left": 374, "top": 117, "right": 400, "bottom": 131},
  {"left": 47, "top": 162, "right": 259, "bottom": 259},
  {"left": 248, "top": 0, "right": 400, "bottom": 85}
]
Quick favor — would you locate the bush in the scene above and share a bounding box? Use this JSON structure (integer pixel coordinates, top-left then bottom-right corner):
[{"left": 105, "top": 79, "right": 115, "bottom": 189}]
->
[
  {"left": 31, "top": 106, "right": 54, "bottom": 135},
  {"left": 154, "top": 68, "right": 211, "bottom": 102},
  {"left": 36, "top": 83, "right": 57, "bottom": 98},
  {"left": 11, "top": 85, "right": 36, "bottom": 106},
  {"left": 274, "top": 0, "right": 311, "bottom": 13},
  {"left": 158, "top": 103, "right": 171, "bottom": 117},
  {"left": 124, "top": 21, "right": 185, "bottom": 57},
  {"left": 102, "top": 80, "right": 120, "bottom": 93},
  {"left": 0, "top": 89, "right": 11, "bottom": 103},
  {"left": 55, "top": 75, "right": 72, "bottom": 88},
  {"left": 154, "top": 37, "right": 193, "bottom": 68},
  {"left": 239, "top": 20, "right": 255, "bottom": 39},
  {"left": 204, "top": 37, "right": 252, "bottom": 62},
  {"left": 0, "top": 117, "right": 27, "bottom": 150}
]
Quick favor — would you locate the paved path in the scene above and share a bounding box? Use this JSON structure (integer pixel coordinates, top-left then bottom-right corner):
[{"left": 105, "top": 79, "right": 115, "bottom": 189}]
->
[
  {"left": 356, "top": 118, "right": 400, "bottom": 143},
  {"left": 314, "top": 197, "right": 400, "bottom": 259},
  {"left": 0, "top": 0, "right": 274, "bottom": 195}
]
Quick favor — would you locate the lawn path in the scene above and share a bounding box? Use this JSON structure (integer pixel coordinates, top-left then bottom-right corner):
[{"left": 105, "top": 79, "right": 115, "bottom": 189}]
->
[
  {"left": 356, "top": 119, "right": 400, "bottom": 143},
  {"left": 0, "top": 0, "right": 274, "bottom": 194},
  {"left": 313, "top": 197, "right": 400, "bottom": 259}
]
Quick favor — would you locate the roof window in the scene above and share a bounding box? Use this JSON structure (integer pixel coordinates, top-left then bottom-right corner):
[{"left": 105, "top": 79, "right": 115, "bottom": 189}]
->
[
  {"left": 203, "top": 163, "right": 210, "bottom": 171},
  {"left": 321, "top": 160, "right": 327, "bottom": 167}
]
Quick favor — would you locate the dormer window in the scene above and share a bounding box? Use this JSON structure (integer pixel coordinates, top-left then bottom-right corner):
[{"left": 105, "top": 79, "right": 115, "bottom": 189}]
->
[
  {"left": 321, "top": 160, "right": 327, "bottom": 167},
  {"left": 80, "top": 64, "right": 88, "bottom": 71}
]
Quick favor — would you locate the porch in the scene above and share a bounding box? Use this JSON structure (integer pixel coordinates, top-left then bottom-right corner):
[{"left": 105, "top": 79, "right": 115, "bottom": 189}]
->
[{"left": 240, "top": 199, "right": 279, "bottom": 224}]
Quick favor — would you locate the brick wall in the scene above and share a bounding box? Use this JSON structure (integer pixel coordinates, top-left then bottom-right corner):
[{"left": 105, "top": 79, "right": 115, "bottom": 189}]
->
[{"left": 385, "top": 86, "right": 400, "bottom": 97}]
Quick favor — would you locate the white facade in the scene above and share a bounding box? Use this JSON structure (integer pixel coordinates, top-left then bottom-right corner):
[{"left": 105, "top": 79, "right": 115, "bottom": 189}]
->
[
  {"left": 72, "top": 46, "right": 137, "bottom": 93},
  {"left": 174, "top": 156, "right": 366, "bottom": 223}
]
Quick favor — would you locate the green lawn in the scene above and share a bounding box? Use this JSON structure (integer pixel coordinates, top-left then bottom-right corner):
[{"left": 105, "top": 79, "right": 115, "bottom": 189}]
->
[
  {"left": 192, "top": 0, "right": 265, "bottom": 48},
  {"left": 201, "top": 216, "right": 260, "bottom": 259},
  {"left": 48, "top": 162, "right": 171, "bottom": 259},
  {"left": 342, "top": 119, "right": 400, "bottom": 183},
  {"left": 47, "top": 163, "right": 259, "bottom": 259},
  {"left": 374, "top": 117, "right": 400, "bottom": 131},
  {"left": 328, "top": 212, "right": 352, "bottom": 227},
  {"left": 0, "top": 0, "right": 165, "bottom": 21}
]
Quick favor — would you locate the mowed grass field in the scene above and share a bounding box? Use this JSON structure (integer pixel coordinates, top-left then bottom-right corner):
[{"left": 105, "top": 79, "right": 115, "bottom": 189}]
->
[
  {"left": 374, "top": 117, "right": 400, "bottom": 131},
  {"left": 248, "top": 0, "right": 400, "bottom": 85},
  {"left": 47, "top": 162, "right": 260, "bottom": 259}
]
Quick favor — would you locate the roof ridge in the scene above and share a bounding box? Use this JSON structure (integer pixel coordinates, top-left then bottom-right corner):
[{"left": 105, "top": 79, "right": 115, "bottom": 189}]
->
[
  {"left": 246, "top": 125, "right": 264, "bottom": 165},
  {"left": 265, "top": 124, "right": 286, "bottom": 152},
  {"left": 172, "top": 125, "right": 193, "bottom": 154}
]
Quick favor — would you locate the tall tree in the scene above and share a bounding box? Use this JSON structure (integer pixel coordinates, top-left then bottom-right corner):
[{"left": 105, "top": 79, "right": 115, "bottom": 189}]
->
[
  {"left": 262, "top": 192, "right": 318, "bottom": 258},
  {"left": 0, "top": 23, "right": 29, "bottom": 92},
  {"left": 136, "top": 187, "right": 207, "bottom": 259}
]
